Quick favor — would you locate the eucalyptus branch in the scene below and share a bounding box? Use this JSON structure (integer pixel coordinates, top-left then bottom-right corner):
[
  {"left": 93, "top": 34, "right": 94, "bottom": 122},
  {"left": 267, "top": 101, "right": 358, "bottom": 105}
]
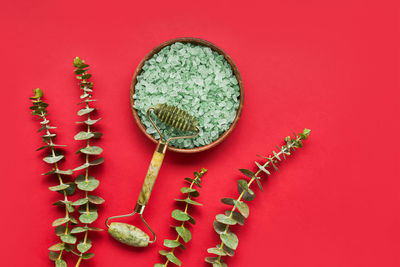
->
[
  {"left": 155, "top": 168, "right": 208, "bottom": 267},
  {"left": 30, "top": 88, "right": 77, "bottom": 267},
  {"left": 71, "top": 57, "right": 104, "bottom": 267},
  {"left": 205, "top": 129, "right": 311, "bottom": 266}
]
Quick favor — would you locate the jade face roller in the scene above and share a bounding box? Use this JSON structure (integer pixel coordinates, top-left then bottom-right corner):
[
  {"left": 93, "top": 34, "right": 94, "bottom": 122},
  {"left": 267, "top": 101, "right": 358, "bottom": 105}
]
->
[{"left": 105, "top": 103, "right": 199, "bottom": 247}]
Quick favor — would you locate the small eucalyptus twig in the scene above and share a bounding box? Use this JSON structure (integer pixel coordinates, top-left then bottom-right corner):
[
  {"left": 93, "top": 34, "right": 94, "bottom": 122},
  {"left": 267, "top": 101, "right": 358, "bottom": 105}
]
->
[
  {"left": 30, "top": 88, "right": 77, "bottom": 267},
  {"left": 155, "top": 168, "right": 208, "bottom": 267},
  {"left": 71, "top": 57, "right": 104, "bottom": 267},
  {"left": 205, "top": 129, "right": 311, "bottom": 267}
]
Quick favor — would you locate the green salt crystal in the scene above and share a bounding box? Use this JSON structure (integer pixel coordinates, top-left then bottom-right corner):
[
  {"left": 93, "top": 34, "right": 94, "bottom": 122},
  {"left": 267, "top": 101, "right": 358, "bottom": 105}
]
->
[{"left": 133, "top": 42, "right": 240, "bottom": 149}]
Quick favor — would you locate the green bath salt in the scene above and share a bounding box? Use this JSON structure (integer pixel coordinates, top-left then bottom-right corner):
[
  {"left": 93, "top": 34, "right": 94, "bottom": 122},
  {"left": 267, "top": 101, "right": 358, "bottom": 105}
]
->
[{"left": 133, "top": 42, "right": 240, "bottom": 148}]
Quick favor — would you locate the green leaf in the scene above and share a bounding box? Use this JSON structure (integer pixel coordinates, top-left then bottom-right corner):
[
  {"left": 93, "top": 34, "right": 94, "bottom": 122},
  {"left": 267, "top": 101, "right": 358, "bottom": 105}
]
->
[
  {"left": 55, "top": 225, "right": 67, "bottom": 236},
  {"left": 154, "top": 264, "right": 164, "bottom": 267},
  {"left": 216, "top": 214, "right": 236, "bottom": 225},
  {"left": 82, "top": 253, "right": 94, "bottom": 259},
  {"left": 220, "top": 232, "right": 239, "bottom": 250},
  {"left": 52, "top": 217, "right": 70, "bottom": 227},
  {"left": 48, "top": 184, "right": 69, "bottom": 192},
  {"left": 171, "top": 209, "right": 190, "bottom": 221},
  {"left": 225, "top": 210, "right": 245, "bottom": 225},
  {"left": 175, "top": 226, "right": 192, "bottom": 243},
  {"left": 49, "top": 243, "right": 64, "bottom": 251},
  {"left": 242, "top": 188, "right": 255, "bottom": 201},
  {"left": 237, "top": 179, "right": 249, "bottom": 191},
  {"left": 222, "top": 244, "right": 235, "bottom": 256},
  {"left": 73, "top": 57, "right": 82, "bottom": 67},
  {"left": 49, "top": 251, "right": 60, "bottom": 261},
  {"left": 74, "top": 131, "right": 94, "bottom": 140},
  {"left": 63, "top": 182, "right": 76, "bottom": 196},
  {"left": 43, "top": 155, "right": 64, "bottom": 164},
  {"left": 159, "top": 250, "right": 169, "bottom": 256},
  {"left": 205, "top": 257, "right": 218, "bottom": 263},
  {"left": 239, "top": 168, "right": 255, "bottom": 178},
  {"left": 72, "top": 198, "right": 88, "bottom": 206},
  {"left": 77, "top": 118, "right": 102, "bottom": 125},
  {"left": 55, "top": 169, "right": 73, "bottom": 175},
  {"left": 234, "top": 200, "right": 249, "bottom": 218},
  {"left": 73, "top": 163, "right": 89, "bottom": 171},
  {"left": 180, "top": 187, "right": 199, "bottom": 197},
  {"left": 255, "top": 161, "right": 270, "bottom": 175},
  {"left": 221, "top": 198, "right": 235, "bottom": 206},
  {"left": 77, "top": 107, "right": 95, "bottom": 116},
  {"left": 71, "top": 227, "right": 87, "bottom": 234},
  {"left": 80, "top": 146, "right": 103, "bottom": 155},
  {"left": 89, "top": 157, "right": 104, "bottom": 166},
  {"left": 31, "top": 88, "right": 44, "bottom": 98},
  {"left": 164, "top": 239, "right": 185, "bottom": 249},
  {"left": 77, "top": 240, "right": 92, "bottom": 253},
  {"left": 255, "top": 177, "right": 264, "bottom": 192},
  {"left": 88, "top": 195, "right": 105, "bottom": 204},
  {"left": 166, "top": 253, "right": 182, "bottom": 266},
  {"left": 55, "top": 259, "right": 67, "bottom": 267},
  {"left": 207, "top": 247, "right": 227, "bottom": 256},
  {"left": 299, "top": 128, "right": 311, "bottom": 140},
  {"left": 213, "top": 220, "right": 227, "bottom": 234},
  {"left": 79, "top": 211, "right": 98, "bottom": 224},
  {"left": 174, "top": 198, "right": 202, "bottom": 206},
  {"left": 60, "top": 234, "right": 77, "bottom": 244},
  {"left": 75, "top": 175, "right": 100, "bottom": 191}
]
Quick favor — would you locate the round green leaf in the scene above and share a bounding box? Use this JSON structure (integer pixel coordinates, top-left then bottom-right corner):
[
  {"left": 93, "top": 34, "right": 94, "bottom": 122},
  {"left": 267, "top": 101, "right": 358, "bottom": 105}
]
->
[
  {"left": 171, "top": 209, "right": 190, "bottom": 221},
  {"left": 225, "top": 210, "right": 245, "bottom": 226},
  {"left": 220, "top": 232, "right": 238, "bottom": 250},
  {"left": 49, "top": 251, "right": 60, "bottom": 261},
  {"left": 164, "top": 239, "right": 185, "bottom": 249},
  {"left": 213, "top": 220, "right": 227, "bottom": 234},
  {"left": 43, "top": 155, "right": 64, "bottom": 164},
  {"left": 49, "top": 184, "right": 69, "bottom": 192},
  {"left": 60, "top": 234, "right": 77, "bottom": 244},
  {"left": 221, "top": 198, "right": 235, "bottom": 206},
  {"left": 81, "top": 253, "right": 94, "bottom": 259},
  {"left": 55, "top": 259, "right": 67, "bottom": 267},
  {"left": 88, "top": 195, "right": 105, "bottom": 204},
  {"left": 77, "top": 107, "right": 95, "bottom": 116},
  {"left": 215, "top": 214, "right": 236, "bottom": 225},
  {"left": 80, "top": 146, "right": 103, "bottom": 155},
  {"left": 234, "top": 200, "right": 249, "bottom": 218},
  {"left": 77, "top": 241, "right": 92, "bottom": 253},
  {"left": 166, "top": 253, "right": 181, "bottom": 266},
  {"left": 207, "top": 247, "right": 227, "bottom": 256},
  {"left": 74, "top": 131, "right": 94, "bottom": 140},
  {"left": 48, "top": 243, "right": 64, "bottom": 251},
  {"left": 79, "top": 211, "right": 98, "bottom": 224},
  {"left": 175, "top": 226, "right": 191, "bottom": 243},
  {"left": 73, "top": 198, "right": 88, "bottom": 206},
  {"left": 52, "top": 217, "right": 70, "bottom": 227},
  {"left": 75, "top": 175, "right": 100, "bottom": 191}
]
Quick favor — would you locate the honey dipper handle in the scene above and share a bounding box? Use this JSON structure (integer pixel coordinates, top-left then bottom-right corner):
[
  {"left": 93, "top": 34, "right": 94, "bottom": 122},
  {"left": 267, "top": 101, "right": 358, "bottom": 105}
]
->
[{"left": 137, "top": 141, "right": 167, "bottom": 207}]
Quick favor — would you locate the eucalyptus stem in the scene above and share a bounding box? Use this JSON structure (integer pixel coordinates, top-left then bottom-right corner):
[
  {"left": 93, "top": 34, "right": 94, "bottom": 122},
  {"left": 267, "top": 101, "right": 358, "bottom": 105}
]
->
[
  {"left": 155, "top": 168, "right": 207, "bottom": 267},
  {"left": 30, "top": 88, "right": 77, "bottom": 266},
  {"left": 71, "top": 57, "right": 104, "bottom": 266},
  {"left": 206, "top": 129, "right": 311, "bottom": 266}
]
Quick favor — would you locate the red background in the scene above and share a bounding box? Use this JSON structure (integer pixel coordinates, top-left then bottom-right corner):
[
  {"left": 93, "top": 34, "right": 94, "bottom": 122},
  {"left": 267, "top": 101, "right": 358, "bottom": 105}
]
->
[{"left": 1, "top": 0, "right": 399, "bottom": 266}]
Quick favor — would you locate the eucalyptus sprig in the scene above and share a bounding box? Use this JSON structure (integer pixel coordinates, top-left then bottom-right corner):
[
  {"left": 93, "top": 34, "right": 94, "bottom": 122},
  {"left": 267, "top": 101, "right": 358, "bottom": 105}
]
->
[
  {"left": 205, "top": 129, "right": 311, "bottom": 266},
  {"left": 71, "top": 57, "right": 104, "bottom": 267},
  {"left": 155, "top": 168, "right": 208, "bottom": 267},
  {"left": 30, "top": 88, "right": 77, "bottom": 267}
]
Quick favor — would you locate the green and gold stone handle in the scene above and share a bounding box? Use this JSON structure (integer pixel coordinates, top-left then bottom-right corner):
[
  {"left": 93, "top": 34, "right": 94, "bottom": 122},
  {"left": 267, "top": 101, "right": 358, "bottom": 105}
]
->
[{"left": 106, "top": 104, "right": 199, "bottom": 247}]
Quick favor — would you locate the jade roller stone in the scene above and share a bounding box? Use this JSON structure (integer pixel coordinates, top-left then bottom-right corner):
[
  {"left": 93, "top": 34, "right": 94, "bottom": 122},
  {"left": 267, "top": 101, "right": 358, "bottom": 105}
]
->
[{"left": 108, "top": 222, "right": 150, "bottom": 247}]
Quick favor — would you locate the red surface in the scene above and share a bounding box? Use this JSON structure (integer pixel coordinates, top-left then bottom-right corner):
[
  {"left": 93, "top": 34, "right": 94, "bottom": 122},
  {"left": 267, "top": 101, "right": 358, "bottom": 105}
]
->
[{"left": 1, "top": 0, "right": 399, "bottom": 266}]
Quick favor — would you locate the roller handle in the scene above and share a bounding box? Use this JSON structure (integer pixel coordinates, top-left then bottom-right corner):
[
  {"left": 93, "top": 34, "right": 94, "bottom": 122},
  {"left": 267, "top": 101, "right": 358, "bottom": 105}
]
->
[{"left": 137, "top": 141, "right": 167, "bottom": 207}]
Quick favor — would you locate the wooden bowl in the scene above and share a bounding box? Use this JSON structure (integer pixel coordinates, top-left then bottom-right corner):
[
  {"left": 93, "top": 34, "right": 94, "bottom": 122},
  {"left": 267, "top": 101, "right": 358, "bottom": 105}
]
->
[{"left": 129, "top": 37, "right": 244, "bottom": 153}]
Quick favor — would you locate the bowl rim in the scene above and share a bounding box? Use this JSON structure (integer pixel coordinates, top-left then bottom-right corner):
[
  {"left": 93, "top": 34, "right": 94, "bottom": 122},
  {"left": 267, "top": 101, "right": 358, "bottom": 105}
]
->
[{"left": 129, "top": 37, "right": 244, "bottom": 153}]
